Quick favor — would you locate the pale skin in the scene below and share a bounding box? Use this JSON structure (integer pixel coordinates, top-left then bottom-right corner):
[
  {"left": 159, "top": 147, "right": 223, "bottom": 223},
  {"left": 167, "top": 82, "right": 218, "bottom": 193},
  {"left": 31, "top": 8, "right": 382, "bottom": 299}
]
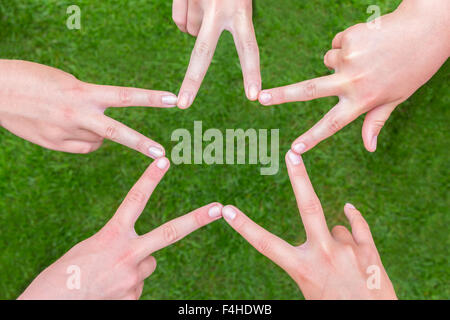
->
[
  {"left": 18, "top": 157, "right": 224, "bottom": 300},
  {"left": 258, "top": 0, "right": 450, "bottom": 154},
  {"left": 0, "top": 60, "right": 179, "bottom": 158},
  {"left": 222, "top": 151, "right": 397, "bottom": 300},
  {"left": 172, "top": 0, "right": 261, "bottom": 108}
]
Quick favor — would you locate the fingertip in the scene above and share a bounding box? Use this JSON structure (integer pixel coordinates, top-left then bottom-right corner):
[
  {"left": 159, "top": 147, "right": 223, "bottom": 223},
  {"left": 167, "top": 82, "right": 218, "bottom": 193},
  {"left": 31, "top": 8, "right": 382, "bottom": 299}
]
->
[
  {"left": 155, "top": 157, "right": 170, "bottom": 171},
  {"left": 161, "top": 94, "right": 178, "bottom": 107},
  {"left": 207, "top": 202, "right": 224, "bottom": 219},
  {"left": 222, "top": 205, "right": 238, "bottom": 222},
  {"left": 247, "top": 84, "right": 260, "bottom": 101},
  {"left": 291, "top": 141, "right": 307, "bottom": 154},
  {"left": 148, "top": 146, "right": 165, "bottom": 159},
  {"left": 177, "top": 91, "right": 192, "bottom": 109},
  {"left": 286, "top": 150, "right": 303, "bottom": 166},
  {"left": 344, "top": 203, "right": 358, "bottom": 218},
  {"left": 258, "top": 91, "right": 273, "bottom": 105}
]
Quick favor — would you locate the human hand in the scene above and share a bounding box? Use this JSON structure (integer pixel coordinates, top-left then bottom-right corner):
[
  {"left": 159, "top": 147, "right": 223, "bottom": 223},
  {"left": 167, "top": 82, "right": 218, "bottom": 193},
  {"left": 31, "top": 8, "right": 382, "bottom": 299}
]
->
[
  {"left": 172, "top": 0, "right": 261, "bottom": 108},
  {"left": 18, "top": 157, "right": 223, "bottom": 300},
  {"left": 258, "top": 0, "right": 450, "bottom": 153},
  {"left": 0, "top": 60, "right": 179, "bottom": 158},
  {"left": 222, "top": 151, "right": 397, "bottom": 299}
]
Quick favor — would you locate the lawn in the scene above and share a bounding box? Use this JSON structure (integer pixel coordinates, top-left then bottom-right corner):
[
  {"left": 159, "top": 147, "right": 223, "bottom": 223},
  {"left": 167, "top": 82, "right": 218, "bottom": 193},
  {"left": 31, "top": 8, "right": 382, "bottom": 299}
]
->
[{"left": 0, "top": 0, "right": 448, "bottom": 299}]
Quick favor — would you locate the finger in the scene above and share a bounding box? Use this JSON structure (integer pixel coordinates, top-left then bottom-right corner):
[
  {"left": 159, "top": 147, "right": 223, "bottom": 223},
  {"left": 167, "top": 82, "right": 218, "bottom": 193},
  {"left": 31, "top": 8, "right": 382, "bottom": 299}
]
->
[
  {"left": 113, "top": 157, "right": 170, "bottom": 228},
  {"left": 186, "top": 0, "right": 203, "bottom": 36},
  {"left": 177, "top": 17, "right": 221, "bottom": 109},
  {"left": 138, "top": 256, "right": 157, "bottom": 281},
  {"left": 84, "top": 83, "right": 178, "bottom": 108},
  {"left": 135, "top": 282, "right": 144, "bottom": 300},
  {"left": 173, "top": 0, "right": 188, "bottom": 33},
  {"left": 136, "top": 202, "right": 223, "bottom": 258},
  {"left": 258, "top": 74, "right": 343, "bottom": 106},
  {"left": 88, "top": 115, "right": 165, "bottom": 159},
  {"left": 344, "top": 203, "right": 375, "bottom": 246},
  {"left": 331, "top": 225, "right": 354, "bottom": 244},
  {"left": 291, "top": 100, "right": 360, "bottom": 154},
  {"left": 332, "top": 31, "right": 345, "bottom": 49},
  {"left": 222, "top": 205, "right": 300, "bottom": 274},
  {"left": 362, "top": 102, "right": 397, "bottom": 153},
  {"left": 232, "top": 13, "right": 261, "bottom": 101},
  {"left": 285, "top": 151, "right": 332, "bottom": 243},
  {"left": 323, "top": 49, "right": 341, "bottom": 70}
]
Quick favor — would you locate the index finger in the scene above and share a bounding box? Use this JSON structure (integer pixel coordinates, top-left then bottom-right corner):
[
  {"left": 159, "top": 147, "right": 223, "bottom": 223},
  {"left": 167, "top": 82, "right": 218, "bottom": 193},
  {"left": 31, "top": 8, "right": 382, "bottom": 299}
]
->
[
  {"left": 136, "top": 202, "right": 223, "bottom": 258},
  {"left": 177, "top": 17, "right": 222, "bottom": 109},
  {"left": 112, "top": 157, "right": 170, "bottom": 228},
  {"left": 86, "top": 115, "right": 166, "bottom": 159},
  {"left": 291, "top": 100, "right": 361, "bottom": 154},
  {"left": 258, "top": 75, "right": 343, "bottom": 106},
  {"left": 222, "top": 205, "right": 300, "bottom": 274},
  {"left": 285, "top": 151, "right": 332, "bottom": 243},
  {"left": 84, "top": 83, "right": 178, "bottom": 108}
]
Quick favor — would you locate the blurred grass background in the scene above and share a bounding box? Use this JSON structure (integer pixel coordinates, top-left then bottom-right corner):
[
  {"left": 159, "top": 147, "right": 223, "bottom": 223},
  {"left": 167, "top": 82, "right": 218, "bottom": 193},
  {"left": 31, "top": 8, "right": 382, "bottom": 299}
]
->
[{"left": 0, "top": 0, "right": 448, "bottom": 299}]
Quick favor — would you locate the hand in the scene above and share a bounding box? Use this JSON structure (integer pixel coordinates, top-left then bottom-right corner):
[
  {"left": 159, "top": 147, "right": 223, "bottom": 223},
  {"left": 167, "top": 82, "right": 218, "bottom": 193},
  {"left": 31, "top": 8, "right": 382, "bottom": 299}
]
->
[
  {"left": 222, "top": 151, "right": 397, "bottom": 299},
  {"left": 258, "top": 0, "right": 450, "bottom": 153},
  {"left": 18, "top": 157, "right": 223, "bottom": 300},
  {"left": 172, "top": 0, "right": 261, "bottom": 108},
  {"left": 0, "top": 60, "right": 179, "bottom": 158}
]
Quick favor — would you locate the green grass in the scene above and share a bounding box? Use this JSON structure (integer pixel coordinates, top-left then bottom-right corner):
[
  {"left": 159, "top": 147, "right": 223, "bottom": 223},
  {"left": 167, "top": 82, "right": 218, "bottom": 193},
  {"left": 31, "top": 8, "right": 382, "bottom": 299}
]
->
[{"left": 0, "top": 0, "right": 449, "bottom": 300}]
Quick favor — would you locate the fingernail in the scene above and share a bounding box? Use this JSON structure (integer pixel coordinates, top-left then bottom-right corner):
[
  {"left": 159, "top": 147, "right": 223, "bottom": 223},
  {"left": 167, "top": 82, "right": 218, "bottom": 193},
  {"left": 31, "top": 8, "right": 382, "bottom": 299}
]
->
[
  {"left": 156, "top": 157, "right": 168, "bottom": 169},
  {"left": 292, "top": 142, "right": 306, "bottom": 154},
  {"left": 371, "top": 135, "right": 378, "bottom": 152},
  {"left": 248, "top": 84, "right": 259, "bottom": 100},
  {"left": 345, "top": 203, "right": 356, "bottom": 210},
  {"left": 287, "top": 150, "right": 302, "bottom": 165},
  {"left": 208, "top": 205, "right": 222, "bottom": 218},
  {"left": 222, "top": 206, "right": 236, "bottom": 220},
  {"left": 178, "top": 92, "right": 191, "bottom": 109},
  {"left": 162, "top": 95, "right": 178, "bottom": 106},
  {"left": 149, "top": 146, "right": 164, "bottom": 158},
  {"left": 259, "top": 92, "right": 272, "bottom": 104}
]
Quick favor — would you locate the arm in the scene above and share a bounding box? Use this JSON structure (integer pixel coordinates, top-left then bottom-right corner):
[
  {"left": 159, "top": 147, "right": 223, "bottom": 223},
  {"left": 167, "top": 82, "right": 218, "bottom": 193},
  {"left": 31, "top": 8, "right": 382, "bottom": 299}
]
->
[
  {"left": 0, "top": 60, "right": 178, "bottom": 158},
  {"left": 222, "top": 151, "right": 397, "bottom": 299},
  {"left": 258, "top": 0, "right": 450, "bottom": 153},
  {"left": 18, "top": 157, "right": 223, "bottom": 299}
]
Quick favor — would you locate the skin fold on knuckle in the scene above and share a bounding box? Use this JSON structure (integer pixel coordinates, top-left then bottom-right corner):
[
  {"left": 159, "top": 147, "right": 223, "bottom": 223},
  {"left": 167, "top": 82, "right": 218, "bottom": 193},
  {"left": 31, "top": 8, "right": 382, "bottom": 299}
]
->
[
  {"left": 104, "top": 124, "right": 119, "bottom": 141},
  {"left": 300, "top": 199, "right": 323, "bottom": 215},
  {"left": 162, "top": 222, "right": 179, "bottom": 244},
  {"left": 126, "top": 189, "right": 147, "bottom": 205}
]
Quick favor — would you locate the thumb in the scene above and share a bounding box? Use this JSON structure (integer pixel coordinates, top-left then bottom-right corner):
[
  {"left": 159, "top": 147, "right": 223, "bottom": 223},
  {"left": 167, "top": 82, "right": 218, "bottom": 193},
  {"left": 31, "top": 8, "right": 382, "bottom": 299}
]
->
[{"left": 362, "top": 103, "right": 397, "bottom": 152}]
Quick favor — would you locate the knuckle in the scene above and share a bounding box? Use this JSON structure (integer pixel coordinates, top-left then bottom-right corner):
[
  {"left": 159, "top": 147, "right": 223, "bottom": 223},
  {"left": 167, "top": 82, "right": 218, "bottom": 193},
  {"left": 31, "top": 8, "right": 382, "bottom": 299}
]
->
[
  {"left": 341, "top": 32, "right": 352, "bottom": 46},
  {"left": 324, "top": 114, "right": 344, "bottom": 133},
  {"left": 162, "top": 222, "right": 179, "bottom": 244},
  {"left": 193, "top": 210, "right": 207, "bottom": 227},
  {"left": 135, "top": 139, "right": 147, "bottom": 154},
  {"left": 301, "top": 200, "right": 322, "bottom": 215},
  {"left": 255, "top": 237, "right": 272, "bottom": 256},
  {"left": 332, "top": 225, "right": 347, "bottom": 234},
  {"left": 127, "top": 190, "right": 147, "bottom": 205},
  {"left": 104, "top": 125, "right": 119, "bottom": 141},
  {"left": 303, "top": 81, "right": 317, "bottom": 98},
  {"left": 118, "top": 87, "right": 132, "bottom": 105},
  {"left": 194, "top": 41, "right": 212, "bottom": 58},
  {"left": 371, "top": 119, "right": 386, "bottom": 130},
  {"left": 241, "top": 39, "right": 258, "bottom": 54}
]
